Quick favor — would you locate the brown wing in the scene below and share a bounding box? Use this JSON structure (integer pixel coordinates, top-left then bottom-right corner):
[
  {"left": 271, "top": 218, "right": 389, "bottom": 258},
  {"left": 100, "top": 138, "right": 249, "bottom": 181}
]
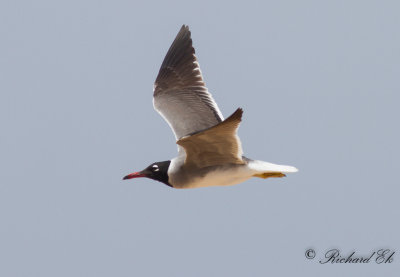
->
[{"left": 177, "top": 108, "right": 245, "bottom": 168}]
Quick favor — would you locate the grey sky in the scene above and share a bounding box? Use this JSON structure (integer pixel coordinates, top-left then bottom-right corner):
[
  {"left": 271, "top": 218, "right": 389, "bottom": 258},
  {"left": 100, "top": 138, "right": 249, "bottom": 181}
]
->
[{"left": 1, "top": 0, "right": 399, "bottom": 276}]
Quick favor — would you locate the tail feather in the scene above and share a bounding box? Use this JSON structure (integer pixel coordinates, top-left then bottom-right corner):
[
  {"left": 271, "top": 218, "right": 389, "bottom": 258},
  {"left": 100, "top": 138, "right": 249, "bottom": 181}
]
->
[{"left": 250, "top": 160, "right": 298, "bottom": 179}]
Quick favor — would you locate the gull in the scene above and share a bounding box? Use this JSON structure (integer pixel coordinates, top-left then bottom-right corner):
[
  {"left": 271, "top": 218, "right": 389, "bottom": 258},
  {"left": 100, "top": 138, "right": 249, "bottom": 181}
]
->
[{"left": 123, "top": 25, "right": 297, "bottom": 188}]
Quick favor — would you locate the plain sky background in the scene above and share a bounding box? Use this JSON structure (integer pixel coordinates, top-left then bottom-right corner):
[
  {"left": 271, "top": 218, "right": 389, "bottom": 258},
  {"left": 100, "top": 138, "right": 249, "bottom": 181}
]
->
[{"left": 1, "top": 0, "right": 399, "bottom": 276}]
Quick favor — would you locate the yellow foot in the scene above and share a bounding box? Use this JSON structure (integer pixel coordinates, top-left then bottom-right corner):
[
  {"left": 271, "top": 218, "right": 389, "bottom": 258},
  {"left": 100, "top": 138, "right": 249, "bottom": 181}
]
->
[{"left": 253, "top": 172, "right": 286, "bottom": 179}]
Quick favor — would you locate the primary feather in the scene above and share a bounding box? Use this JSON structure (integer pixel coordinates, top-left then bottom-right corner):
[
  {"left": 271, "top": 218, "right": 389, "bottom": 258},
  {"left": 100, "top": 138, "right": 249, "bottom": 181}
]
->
[{"left": 153, "top": 25, "right": 223, "bottom": 140}]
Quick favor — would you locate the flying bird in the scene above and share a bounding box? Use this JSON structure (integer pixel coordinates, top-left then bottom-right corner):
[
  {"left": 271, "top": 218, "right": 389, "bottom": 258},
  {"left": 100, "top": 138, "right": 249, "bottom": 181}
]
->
[{"left": 123, "top": 25, "right": 297, "bottom": 188}]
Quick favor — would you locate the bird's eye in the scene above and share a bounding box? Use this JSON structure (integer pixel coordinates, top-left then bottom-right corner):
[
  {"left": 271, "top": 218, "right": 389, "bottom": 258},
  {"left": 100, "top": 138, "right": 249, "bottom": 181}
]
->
[{"left": 152, "top": 164, "right": 159, "bottom": 172}]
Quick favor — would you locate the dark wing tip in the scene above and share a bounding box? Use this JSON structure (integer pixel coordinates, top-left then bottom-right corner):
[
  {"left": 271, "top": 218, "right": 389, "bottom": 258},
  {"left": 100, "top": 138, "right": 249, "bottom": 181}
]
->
[
  {"left": 158, "top": 25, "right": 194, "bottom": 72},
  {"left": 154, "top": 25, "right": 203, "bottom": 95},
  {"left": 214, "top": 107, "right": 243, "bottom": 130},
  {"left": 228, "top": 108, "right": 243, "bottom": 122},
  {"left": 179, "top": 24, "right": 190, "bottom": 34}
]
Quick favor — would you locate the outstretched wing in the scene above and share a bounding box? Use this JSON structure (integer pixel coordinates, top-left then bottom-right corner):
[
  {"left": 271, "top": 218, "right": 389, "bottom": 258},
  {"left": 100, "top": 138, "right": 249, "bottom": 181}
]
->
[
  {"left": 177, "top": 108, "right": 245, "bottom": 168},
  {"left": 153, "top": 25, "right": 224, "bottom": 140}
]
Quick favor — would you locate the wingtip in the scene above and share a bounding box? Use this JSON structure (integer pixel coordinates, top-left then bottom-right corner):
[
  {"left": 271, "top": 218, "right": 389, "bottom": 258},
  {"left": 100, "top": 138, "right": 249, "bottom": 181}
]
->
[
  {"left": 178, "top": 24, "right": 191, "bottom": 37},
  {"left": 214, "top": 107, "right": 243, "bottom": 127},
  {"left": 230, "top": 107, "right": 244, "bottom": 121}
]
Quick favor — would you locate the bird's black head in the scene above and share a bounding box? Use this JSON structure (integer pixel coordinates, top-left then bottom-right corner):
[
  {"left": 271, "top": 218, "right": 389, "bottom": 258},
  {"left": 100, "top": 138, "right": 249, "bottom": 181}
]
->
[{"left": 123, "top": 160, "right": 171, "bottom": 187}]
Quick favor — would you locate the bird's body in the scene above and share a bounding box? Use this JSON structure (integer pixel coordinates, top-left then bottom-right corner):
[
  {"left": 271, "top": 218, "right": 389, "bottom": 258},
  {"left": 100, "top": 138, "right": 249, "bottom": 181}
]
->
[
  {"left": 168, "top": 156, "right": 250, "bottom": 189},
  {"left": 168, "top": 158, "right": 291, "bottom": 189},
  {"left": 123, "top": 25, "right": 297, "bottom": 189}
]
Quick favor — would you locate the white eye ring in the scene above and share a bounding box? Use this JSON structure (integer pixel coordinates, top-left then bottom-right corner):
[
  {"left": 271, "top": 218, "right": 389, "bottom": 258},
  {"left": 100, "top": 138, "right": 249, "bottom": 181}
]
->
[{"left": 152, "top": 165, "right": 159, "bottom": 171}]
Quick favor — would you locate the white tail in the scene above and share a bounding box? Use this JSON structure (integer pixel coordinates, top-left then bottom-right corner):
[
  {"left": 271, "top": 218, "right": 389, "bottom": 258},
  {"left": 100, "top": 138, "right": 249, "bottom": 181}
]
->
[{"left": 249, "top": 160, "right": 298, "bottom": 179}]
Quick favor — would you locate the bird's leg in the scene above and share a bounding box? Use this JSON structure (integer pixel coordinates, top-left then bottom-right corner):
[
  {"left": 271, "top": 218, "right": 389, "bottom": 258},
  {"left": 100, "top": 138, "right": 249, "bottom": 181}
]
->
[{"left": 253, "top": 172, "right": 286, "bottom": 179}]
